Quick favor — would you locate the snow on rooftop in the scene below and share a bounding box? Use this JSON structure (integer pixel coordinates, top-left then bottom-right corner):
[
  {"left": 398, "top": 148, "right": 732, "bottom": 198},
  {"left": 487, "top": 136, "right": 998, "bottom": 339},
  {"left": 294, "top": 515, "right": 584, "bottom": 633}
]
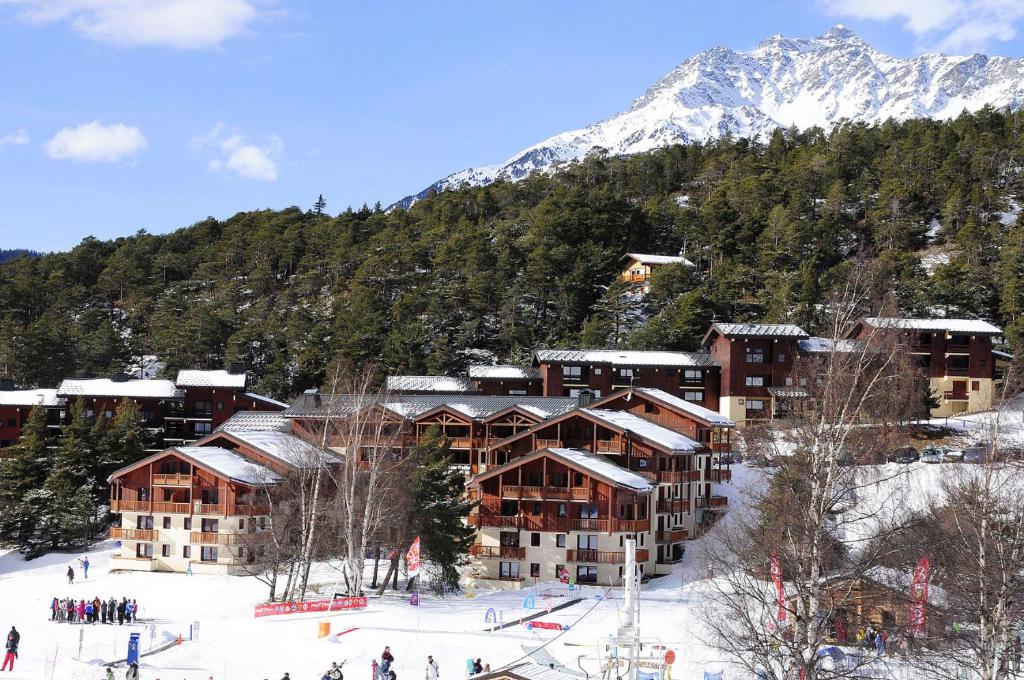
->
[
  {"left": 175, "top": 369, "right": 247, "bottom": 389},
  {"left": 0, "top": 388, "right": 62, "bottom": 407},
  {"left": 797, "top": 337, "right": 864, "bottom": 353},
  {"left": 632, "top": 388, "right": 734, "bottom": 425},
  {"left": 546, "top": 448, "right": 654, "bottom": 491},
  {"left": 467, "top": 365, "right": 540, "bottom": 380},
  {"left": 216, "top": 411, "right": 293, "bottom": 433},
  {"left": 581, "top": 408, "right": 702, "bottom": 452},
  {"left": 243, "top": 392, "right": 289, "bottom": 408},
  {"left": 863, "top": 317, "right": 1002, "bottom": 334},
  {"left": 223, "top": 430, "right": 339, "bottom": 468},
  {"left": 622, "top": 253, "right": 695, "bottom": 267},
  {"left": 386, "top": 376, "right": 472, "bottom": 393},
  {"left": 175, "top": 446, "right": 280, "bottom": 485},
  {"left": 58, "top": 378, "right": 183, "bottom": 399},
  {"left": 534, "top": 349, "right": 718, "bottom": 367},
  {"left": 711, "top": 323, "right": 808, "bottom": 337}
]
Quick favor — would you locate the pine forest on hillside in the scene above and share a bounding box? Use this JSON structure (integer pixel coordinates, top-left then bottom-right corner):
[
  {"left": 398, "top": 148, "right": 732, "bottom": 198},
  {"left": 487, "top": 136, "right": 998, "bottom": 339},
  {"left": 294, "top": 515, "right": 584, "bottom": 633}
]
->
[{"left": 3, "top": 108, "right": 1024, "bottom": 399}]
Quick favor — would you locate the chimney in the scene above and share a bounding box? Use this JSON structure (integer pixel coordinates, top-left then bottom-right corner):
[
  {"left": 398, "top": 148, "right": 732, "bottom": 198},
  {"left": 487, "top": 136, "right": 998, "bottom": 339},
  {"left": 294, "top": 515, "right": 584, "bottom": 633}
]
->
[
  {"left": 577, "top": 388, "right": 594, "bottom": 408},
  {"left": 228, "top": 362, "right": 245, "bottom": 375},
  {"left": 111, "top": 372, "right": 130, "bottom": 383}
]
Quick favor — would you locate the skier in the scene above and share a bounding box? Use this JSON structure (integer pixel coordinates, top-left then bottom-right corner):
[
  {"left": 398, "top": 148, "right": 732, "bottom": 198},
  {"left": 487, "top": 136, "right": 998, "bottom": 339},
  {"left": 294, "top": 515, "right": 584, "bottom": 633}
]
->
[
  {"left": 108, "top": 597, "right": 117, "bottom": 625},
  {"left": 76, "top": 599, "right": 86, "bottom": 624},
  {"left": 105, "top": 667, "right": 115, "bottom": 680},
  {"left": 2, "top": 626, "right": 19, "bottom": 671},
  {"left": 85, "top": 599, "right": 94, "bottom": 624},
  {"left": 125, "top": 662, "right": 139, "bottom": 679},
  {"left": 101, "top": 598, "right": 108, "bottom": 624},
  {"left": 117, "top": 598, "right": 127, "bottom": 625},
  {"left": 50, "top": 597, "right": 58, "bottom": 620},
  {"left": 472, "top": 659, "right": 483, "bottom": 675},
  {"left": 280, "top": 674, "right": 291, "bottom": 680},
  {"left": 67, "top": 565, "right": 75, "bottom": 584},
  {"left": 125, "top": 599, "right": 135, "bottom": 623},
  {"left": 372, "top": 659, "right": 379, "bottom": 680},
  {"left": 425, "top": 655, "right": 439, "bottom": 680},
  {"left": 328, "top": 661, "right": 344, "bottom": 680},
  {"left": 131, "top": 599, "right": 139, "bottom": 620},
  {"left": 80, "top": 556, "right": 90, "bottom": 579},
  {"left": 380, "top": 647, "right": 394, "bottom": 679}
]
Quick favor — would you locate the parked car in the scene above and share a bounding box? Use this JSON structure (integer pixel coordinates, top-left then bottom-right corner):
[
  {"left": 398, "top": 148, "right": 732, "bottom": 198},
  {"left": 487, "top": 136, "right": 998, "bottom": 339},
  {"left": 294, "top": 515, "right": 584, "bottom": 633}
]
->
[
  {"left": 921, "top": 448, "right": 945, "bottom": 464},
  {"left": 944, "top": 449, "right": 964, "bottom": 462},
  {"left": 962, "top": 447, "right": 983, "bottom": 464},
  {"left": 892, "top": 447, "right": 919, "bottom": 464}
]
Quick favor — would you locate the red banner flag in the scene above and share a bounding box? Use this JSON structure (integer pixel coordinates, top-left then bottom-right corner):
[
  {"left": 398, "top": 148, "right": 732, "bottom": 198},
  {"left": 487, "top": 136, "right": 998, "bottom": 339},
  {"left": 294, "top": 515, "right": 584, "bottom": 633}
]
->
[
  {"left": 770, "top": 551, "right": 786, "bottom": 622},
  {"left": 908, "top": 557, "right": 930, "bottom": 636},
  {"left": 406, "top": 536, "right": 422, "bottom": 577}
]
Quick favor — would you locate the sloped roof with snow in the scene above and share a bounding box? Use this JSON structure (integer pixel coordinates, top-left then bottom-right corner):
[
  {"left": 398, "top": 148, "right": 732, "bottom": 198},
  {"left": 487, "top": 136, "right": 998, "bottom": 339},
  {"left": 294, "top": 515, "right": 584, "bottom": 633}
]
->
[
  {"left": 386, "top": 375, "right": 472, "bottom": 393},
  {"left": 467, "top": 365, "right": 541, "bottom": 380},
  {"left": 0, "top": 388, "right": 63, "bottom": 407},
  {"left": 216, "top": 411, "right": 293, "bottom": 434},
  {"left": 797, "top": 337, "right": 865, "bottom": 353},
  {"left": 580, "top": 408, "right": 702, "bottom": 453},
  {"left": 174, "top": 446, "right": 281, "bottom": 485},
  {"left": 533, "top": 349, "right": 718, "bottom": 368},
  {"left": 708, "top": 323, "right": 809, "bottom": 338},
  {"left": 862, "top": 317, "right": 1002, "bottom": 334},
  {"left": 58, "top": 378, "right": 183, "bottom": 399},
  {"left": 547, "top": 448, "right": 654, "bottom": 491},
  {"left": 632, "top": 388, "right": 734, "bottom": 425},
  {"left": 621, "top": 253, "right": 695, "bottom": 267},
  {"left": 175, "top": 369, "right": 247, "bottom": 389},
  {"left": 218, "top": 430, "right": 339, "bottom": 468},
  {"left": 284, "top": 393, "right": 578, "bottom": 421}
]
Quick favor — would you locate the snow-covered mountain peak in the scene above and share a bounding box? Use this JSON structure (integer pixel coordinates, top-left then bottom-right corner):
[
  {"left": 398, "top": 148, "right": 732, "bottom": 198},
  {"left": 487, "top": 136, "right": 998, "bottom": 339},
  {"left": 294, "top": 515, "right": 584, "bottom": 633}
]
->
[{"left": 393, "top": 27, "right": 1024, "bottom": 209}]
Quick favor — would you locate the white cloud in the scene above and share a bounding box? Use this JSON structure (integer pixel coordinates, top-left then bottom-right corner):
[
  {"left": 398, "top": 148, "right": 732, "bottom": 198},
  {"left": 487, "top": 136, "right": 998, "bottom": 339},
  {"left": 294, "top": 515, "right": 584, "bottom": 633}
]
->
[
  {"left": 192, "top": 123, "right": 280, "bottom": 181},
  {"left": 1, "top": 0, "right": 259, "bottom": 49},
  {"left": 45, "top": 121, "right": 147, "bottom": 163},
  {"left": 0, "top": 128, "right": 30, "bottom": 147},
  {"left": 823, "top": 0, "right": 1024, "bottom": 52}
]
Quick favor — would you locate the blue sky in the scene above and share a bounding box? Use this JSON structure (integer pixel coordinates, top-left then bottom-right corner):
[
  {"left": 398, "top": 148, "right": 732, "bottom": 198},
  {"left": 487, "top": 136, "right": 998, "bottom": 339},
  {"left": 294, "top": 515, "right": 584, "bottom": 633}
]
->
[{"left": 2, "top": 0, "right": 1024, "bottom": 251}]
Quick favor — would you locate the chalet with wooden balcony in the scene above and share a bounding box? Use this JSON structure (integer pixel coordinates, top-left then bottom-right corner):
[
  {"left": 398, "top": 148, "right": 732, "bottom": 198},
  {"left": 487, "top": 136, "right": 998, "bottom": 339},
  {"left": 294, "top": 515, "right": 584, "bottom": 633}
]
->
[
  {"left": 485, "top": 403, "right": 727, "bottom": 570},
  {"left": 468, "top": 365, "right": 543, "bottom": 396},
  {"left": 59, "top": 375, "right": 186, "bottom": 449},
  {"left": 619, "top": 253, "right": 694, "bottom": 292},
  {"left": 108, "top": 446, "right": 280, "bottom": 574},
  {"left": 0, "top": 386, "right": 64, "bottom": 452},
  {"left": 701, "top": 323, "right": 809, "bottom": 425},
  {"left": 469, "top": 447, "right": 655, "bottom": 586},
  {"left": 282, "top": 392, "right": 578, "bottom": 475},
  {"left": 851, "top": 317, "right": 1004, "bottom": 416},
  {"left": 108, "top": 420, "right": 336, "bottom": 575},
  {"left": 532, "top": 349, "right": 720, "bottom": 408}
]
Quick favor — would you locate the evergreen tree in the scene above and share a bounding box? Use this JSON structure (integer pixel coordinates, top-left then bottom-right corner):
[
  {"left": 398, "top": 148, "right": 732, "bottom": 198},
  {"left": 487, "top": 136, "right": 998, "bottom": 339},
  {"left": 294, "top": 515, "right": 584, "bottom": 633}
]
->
[
  {"left": 42, "top": 399, "right": 101, "bottom": 547},
  {"left": 96, "top": 399, "right": 145, "bottom": 486},
  {"left": 408, "top": 428, "right": 476, "bottom": 594},
  {"left": 0, "top": 406, "right": 51, "bottom": 544},
  {"left": 312, "top": 194, "right": 327, "bottom": 216}
]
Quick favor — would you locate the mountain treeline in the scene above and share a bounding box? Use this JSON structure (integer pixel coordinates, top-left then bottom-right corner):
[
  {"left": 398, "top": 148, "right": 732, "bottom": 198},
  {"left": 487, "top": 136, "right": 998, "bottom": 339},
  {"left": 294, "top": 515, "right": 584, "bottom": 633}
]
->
[{"left": 2, "top": 107, "right": 1024, "bottom": 398}]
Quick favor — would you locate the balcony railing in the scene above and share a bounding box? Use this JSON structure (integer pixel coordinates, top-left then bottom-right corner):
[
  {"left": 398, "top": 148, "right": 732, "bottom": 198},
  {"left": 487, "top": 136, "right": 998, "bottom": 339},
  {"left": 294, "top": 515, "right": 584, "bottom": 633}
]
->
[
  {"left": 469, "top": 545, "right": 526, "bottom": 559},
  {"left": 110, "top": 499, "right": 151, "bottom": 513},
  {"left": 509, "top": 485, "right": 589, "bottom": 500},
  {"left": 688, "top": 470, "right": 703, "bottom": 482},
  {"left": 946, "top": 367, "right": 969, "bottom": 377},
  {"left": 152, "top": 473, "right": 191, "bottom": 486},
  {"left": 623, "top": 274, "right": 648, "bottom": 283},
  {"left": 566, "top": 548, "right": 650, "bottom": 564},
  {"left": 656, "top": 528, "right": 689, "bottom": 543},
  {"left": 943, "top": 391, "right": 969, "bottom": 401},
  {"left": 475, "top": 514, "right": 649, "bottom": 533},
  {"left": 110, "top": 527, "right": 156, "bottom": 541},
  {"left": 445, "top": 437, "right": 473, "bottom": 449},
  {"left": 152, "top": 501, "right": 191, "bottom": 514},
  {"left": 535, "top": 438, "right": 563, "bottom": 449},
  {"left": 946, "top": 343, "right": 970, "bottom": 354},
  {"left": 228, "top": 504, "right": 270, "bottom": 516},
  {"left": 189, "top": 531, "right": 265, "bottom": 545},
  {"left": 695, "top": 495, "right": 729, "bottom": 509},
  {"left": 709, "top": 468, "right": 732, "bottom": 483},
  {"left": 656, "top": 499, "right": 689, "bottom": 514},
  {"left": 656, "top": 470, "right": 684, "bottom": 484},
  {"left": 595, "top": 440, "right": 625, "bottom": 454}
]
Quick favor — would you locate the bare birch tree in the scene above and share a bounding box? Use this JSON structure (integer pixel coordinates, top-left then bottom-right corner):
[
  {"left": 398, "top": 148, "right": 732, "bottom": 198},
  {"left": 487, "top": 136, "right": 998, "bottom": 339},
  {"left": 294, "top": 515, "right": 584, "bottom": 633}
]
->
[
  {"left": 700, "top": 270, "right": 927, "bottom": 679},
  {"left": 910, "top": 359, "right": 1024, "bottom": 680}
]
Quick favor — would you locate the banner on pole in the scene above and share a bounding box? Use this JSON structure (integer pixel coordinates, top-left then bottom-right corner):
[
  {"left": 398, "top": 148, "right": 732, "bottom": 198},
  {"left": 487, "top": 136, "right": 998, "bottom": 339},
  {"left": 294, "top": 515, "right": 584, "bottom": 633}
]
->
[
  {"left": 406, "top": 536, "right": 422, "bottom": 577},
  {"left": 410, "top": 591, "right": 419, "bottom": 606},
  {"left": 908, "top": 556, "right": 930, "bottom": 636},
  {"left": 770, "top": 551, "right": 786, "bottom": 622}
]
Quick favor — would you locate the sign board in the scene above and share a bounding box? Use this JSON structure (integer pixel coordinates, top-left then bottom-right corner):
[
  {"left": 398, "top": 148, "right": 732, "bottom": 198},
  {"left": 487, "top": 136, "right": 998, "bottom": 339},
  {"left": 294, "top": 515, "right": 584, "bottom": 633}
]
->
[{"left": 254, "top": 596, "right": 367, "bottom": 618}]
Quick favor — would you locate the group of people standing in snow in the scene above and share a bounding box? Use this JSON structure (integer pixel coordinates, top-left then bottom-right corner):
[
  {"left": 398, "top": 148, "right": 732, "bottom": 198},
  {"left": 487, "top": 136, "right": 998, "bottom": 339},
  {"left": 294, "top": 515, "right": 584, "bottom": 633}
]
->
[{"left": 51, "top": 596, "right": 139, "bottom": 625}]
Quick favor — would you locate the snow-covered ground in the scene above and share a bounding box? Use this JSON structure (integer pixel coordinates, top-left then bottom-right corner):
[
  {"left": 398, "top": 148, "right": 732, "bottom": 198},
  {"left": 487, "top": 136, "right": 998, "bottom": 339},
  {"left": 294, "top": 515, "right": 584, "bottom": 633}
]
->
[{"left": 0, "top": 461, "right": 956, "bottom": 679}]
